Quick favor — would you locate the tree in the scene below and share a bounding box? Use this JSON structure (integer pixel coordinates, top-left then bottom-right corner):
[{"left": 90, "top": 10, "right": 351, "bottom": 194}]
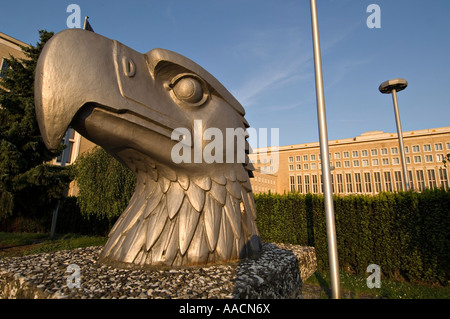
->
[
  {"left": 74, "top": 147, "right": 136, "bottom": 225},
  {"left": 443, "top": 153, "right": 450, "bottom": 168},
  {"left": 0, "top": 30, "right": 73, "bottom": 222}
]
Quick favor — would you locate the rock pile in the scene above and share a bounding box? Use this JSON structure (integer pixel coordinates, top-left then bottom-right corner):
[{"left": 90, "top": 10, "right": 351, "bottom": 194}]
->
[{"left": 0, "top": 243, "right": 316, "bottom": 299}]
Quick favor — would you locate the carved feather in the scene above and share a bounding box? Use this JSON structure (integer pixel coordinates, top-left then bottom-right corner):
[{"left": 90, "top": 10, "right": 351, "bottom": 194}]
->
[
  {"left": 178, "top": 198, "right": 200, "bottom": 255},
  {"left": 226, "top": 180, "right": 242, "bottom": 200},
  {"left": 166, "top": 181, "right": 185, "bottom": 219},
  {"left": 223, "top": 194, "right": 241, "bottom": 239},
  {"left": 203, "top": 194, "right": 222, "bottom": 252},
  {"left": 209, "top": 181, "right": 227, "bottom": 205},
  {"left": 185, "top": 217, "right": 209, "bottom": 265},
  {"left": 192, "top": 176, "right": 212, "bottom": 191},
  {"left": 185, "top": 181, "right": 205, "bottom": 212},
  {"left": 215, "top": 208, "right": 234, "bottom": 261},
  {"left": 145, "top": 199, "right": 168, "bottom": 251}
]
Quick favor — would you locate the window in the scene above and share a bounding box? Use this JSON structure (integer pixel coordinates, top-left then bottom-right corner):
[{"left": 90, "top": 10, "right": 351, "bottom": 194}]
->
[
  {"left": 355, "top": 173, "right": 362, "bottom": 193},
  {"left": 391, "top": 147, "right": 398, "bottom": 154},
  {"left": 382, "top": 158, "right": 389, "bottom": 165},
  {"left": 439, "top": 168, "right": 448, "bottom": 188},
  {"left": 296, "top": 164, "right": 301, "bottom": 170},
  {"left": 392, "top": 157, "right": 400, "bottom": 165},
  {"left": 353, "top": 160, "right": 360, "bottom": 167},
  {"left": 352, "top": 151, "right": 359, "bottom": 158},
  {"left": 334, "top": 152, "right": 341, "bottom": 159},
  {"left": 337, "top": 174, "right": 344, "bottom": 193},
  {"left": 425, "top": 155, "right": 433, "bottom": 163},
  {"left": 408, "top": 171, "right": 415, "bottom": 190},
  {"left": 343, "top": 152, "right": 350, "bottom": 158},
  {"left": 374, "top": 172, "right": 382, "bottom": 192},
  {"left": 312, "top": 175, "right": 318, "bottom": 193},
  {"left": 304, "top": 175, "right": 310, "bottom": 193},
  {"left": 56, "top": 128, "right": 76, "bottom": 164},
  {"left": 428, "top": 169, "right": 437, "bottom": 189},
  {"left": 437, "top": 154, "right": 444, "bottom": 162},
  {"left": 331, "top": 174, "right": 335, "bottom": 193},
  {"left": 384, "top": 172, "right": 392, "bottom": 192},
  {"left": 344, "top": 161, "right": 351, "bottom": 168},
  {"left": 335, "top": 161, "right": 341, "bottom": 168},
  {"left": 289, "top": 156, "right": 294, "bottom": 163},
  {"left": 303, "top": 155, "right": 308, "bottom": 161},
  {"left": 290, "top": 176, "right": 295, "bottom": 192},
  {"left": 416, "top": 170, "right": 425, "bottom": 191},
  {"left": 412, "top": 145, "right": 420, "bottom": 153},
  {"left": 311, "top": 154, "right": 316, "bottom": 161},
  {"left": 406, "top": 156, "right": 411, "bottom": 164},
  {"left": 404, "top": 146, "right": 409, "bottom": 153},
  {"left": 297, "top": 175, "right": 303, "bottom": 193},
  {"left": 364, "top": 173, "right": 372, "bottom": 193},
  {"left": 423, "top": 144, "right": 431, "bottom": 152},
  {"left": 372, "top": 159, "right": 379, "bottom": 166},
  {"left": 435, "top": 143, "right": 443, "bottom": 151},
  {"left": 371, "top": 149, "right": 378, "bottom": 156},
  {"left": 381, "top": 148, "right": 388, "bottom": 155},
  {"left": 311, "top": 163, "right": 317, "bottom": 170},
  {"left": 289, "top": 164, "right": 294, "bottom": 171},
  {"left": 296, "top": 156, "right": 301, "bottom": 162},
  {"left": 361, "top": 150, "right": 368, "bottom": 157},
  {"left": 447, "top": 142, "right": 450, "bottom": 150},
  {"left": 0, "top": 58, "right": 9, "bottom": 78},
  {"left": 394, "top": 171, "right": 403, "bottom": 191},
  {"left": 362, "top": 159, "right": 369, "bottom": 167},
  {"left": 414, "top": 156, "right": 422, "bottom": 163},
  {"left": 304, "top": 163, "right": 309, "bottom": 170},
  {"left": 346, "top": 173, "right": 353, "bottom": 193}
]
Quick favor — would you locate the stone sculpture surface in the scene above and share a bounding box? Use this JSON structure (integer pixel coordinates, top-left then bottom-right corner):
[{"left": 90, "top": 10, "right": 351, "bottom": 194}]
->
[{"left": 35, "top": 29, "right": 262, "bottom": 267}]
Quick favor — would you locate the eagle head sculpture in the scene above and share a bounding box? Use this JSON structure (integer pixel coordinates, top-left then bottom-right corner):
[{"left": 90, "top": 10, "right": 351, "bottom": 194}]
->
[{"left": 35, "top": 29, "right": 262, "bottom": 267}]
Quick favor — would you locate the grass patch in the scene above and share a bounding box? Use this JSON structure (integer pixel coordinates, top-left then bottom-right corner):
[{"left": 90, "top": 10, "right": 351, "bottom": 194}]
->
[
  {"left": 23, "top": 233, "right": 107, "bottom": 256},
  {"left": 305, "top": 271, "right": 450, "bottom": 299},
  {"left": 0, "top": 232, "right": 49, "bottom": 248},
  {"left": 0, "top": 232, "right": 107, "bottom": 258}
]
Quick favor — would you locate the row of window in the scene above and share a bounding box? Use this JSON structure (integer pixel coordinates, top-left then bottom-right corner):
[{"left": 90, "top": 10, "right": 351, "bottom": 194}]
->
[
  {"left": 287, "top": 142, "right": 450, "bottom": 163},
  {"left": 253, "top": 176, "right": 275, "bottom": 185},
  {"left": 288, "top": 154, "right": 447, "bottom": 171},
  {"left": 253, "top": 185, "right": 276, "bottom": 193},
  {"left": 289, "top": 168, "right": 449, "bottom": 194}
]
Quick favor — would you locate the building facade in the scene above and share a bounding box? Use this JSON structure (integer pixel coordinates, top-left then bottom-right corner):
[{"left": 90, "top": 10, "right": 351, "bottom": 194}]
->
[
  {"left": 0, "top": 32, "right": 27, "bottom": 80},
  {"left": 250, "top": 127, "right": 450, "bottom": 195}
]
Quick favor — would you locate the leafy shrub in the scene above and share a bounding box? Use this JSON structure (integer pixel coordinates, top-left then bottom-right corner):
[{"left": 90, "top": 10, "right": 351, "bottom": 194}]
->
[
  {"left": 255, "top": 188, "right": 450, "bottom": 285},
  {"left": 73, "top": 147, "right": 136, "bottom": 224}
]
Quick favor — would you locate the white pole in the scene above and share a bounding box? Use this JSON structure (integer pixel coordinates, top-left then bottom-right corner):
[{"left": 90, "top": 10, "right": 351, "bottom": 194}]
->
[{"left": 310, "top": 0, "right": 341, "bottom": 299}]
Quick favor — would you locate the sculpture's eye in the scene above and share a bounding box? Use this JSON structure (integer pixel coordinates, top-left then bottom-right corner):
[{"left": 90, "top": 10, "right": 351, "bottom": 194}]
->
[{"left": 169, "top": 74, "right": 209, "bottom": 107}]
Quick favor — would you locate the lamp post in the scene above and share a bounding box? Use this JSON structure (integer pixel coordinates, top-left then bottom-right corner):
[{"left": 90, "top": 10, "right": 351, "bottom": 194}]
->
[
  {"left": 379, "top": 78, "right": 410, "bottom": 191},
  {"left": 310, "top": 0, "right": 341, "bottom": 299}
]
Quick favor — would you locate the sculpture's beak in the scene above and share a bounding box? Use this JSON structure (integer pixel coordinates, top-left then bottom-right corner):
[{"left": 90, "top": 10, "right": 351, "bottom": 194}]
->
[{"left": 35, "top": 29, "right": 184, "bottom": 150}]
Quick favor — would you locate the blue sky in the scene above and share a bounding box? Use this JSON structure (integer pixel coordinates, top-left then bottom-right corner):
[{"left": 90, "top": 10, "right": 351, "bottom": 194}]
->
[{"left": 1, "top": 0, "right": 449, "bottom": 147}]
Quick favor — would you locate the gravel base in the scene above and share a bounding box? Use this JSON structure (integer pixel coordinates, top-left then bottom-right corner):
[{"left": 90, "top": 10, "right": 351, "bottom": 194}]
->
[{"left": 0, "top": 243, "right": 317, "bottom": 299}]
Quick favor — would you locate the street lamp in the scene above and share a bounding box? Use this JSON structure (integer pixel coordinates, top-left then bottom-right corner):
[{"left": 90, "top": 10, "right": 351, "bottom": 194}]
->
[{"left": 379, "top": 78, "right": 410, "bottom": 191}]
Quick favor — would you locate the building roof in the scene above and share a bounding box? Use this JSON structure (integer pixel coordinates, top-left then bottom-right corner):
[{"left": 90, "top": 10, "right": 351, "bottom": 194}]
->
[
  {"left": 0, "top": 32, "right": 29, "bottom": 51},
  {"left": 250, "top": 126, "right": 450, "bottom": 154}
]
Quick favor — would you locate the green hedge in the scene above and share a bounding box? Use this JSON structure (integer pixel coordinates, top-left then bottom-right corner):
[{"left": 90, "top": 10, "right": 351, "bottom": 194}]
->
[{"left": 255, "top": 189, "right": 449, "bottom": 285}]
